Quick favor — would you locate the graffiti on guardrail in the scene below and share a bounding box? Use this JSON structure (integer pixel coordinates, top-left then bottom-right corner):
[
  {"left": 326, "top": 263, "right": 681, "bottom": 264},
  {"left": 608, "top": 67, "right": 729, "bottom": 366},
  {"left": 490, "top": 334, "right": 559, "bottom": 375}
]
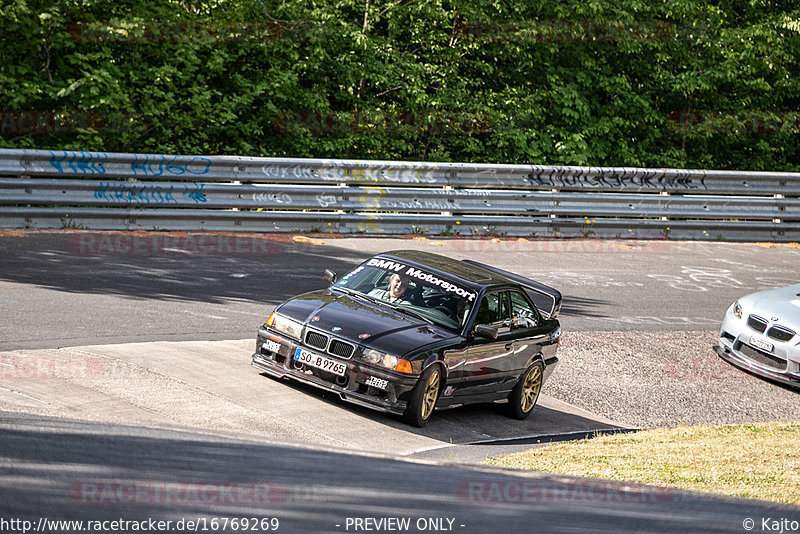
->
[
  {"left": 45, "top": 151, "right": 211, "bottom": 177},
  {"left": 253, "top": 192, "right": 292, "bottom": 204},
  {"left": 93, "top": 182, "right": 207, "bottom": 204},
  {"left": 315, "top": 194, "right": 337, "bottom": 207},
  {"left": 260, "top": 161, "right": 440, "bottom": 185},
  {"left": 48, "top": 151, "right": 107, "bottom": 174},
  {"left": 527, "top": 168, "right": 708, "bottom": 191},
  {"left": 131, "top": 154, "right": 211, "bottom": 176},
  {"left": 430, "top": 189, "right": 491, "bottom": 197},
  {"left": 2, "top": 148, "right": 796, "bottom": 240},
  {"left": 380, "top": 199, "right": 453, "bottom": 211}
]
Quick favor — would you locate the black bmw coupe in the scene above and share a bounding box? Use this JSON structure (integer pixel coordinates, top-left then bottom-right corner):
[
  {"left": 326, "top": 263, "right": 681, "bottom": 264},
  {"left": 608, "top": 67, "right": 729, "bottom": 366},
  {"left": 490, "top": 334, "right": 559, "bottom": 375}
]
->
[{"left": 252, "top": 250, "right": 562, "bottom": 427}]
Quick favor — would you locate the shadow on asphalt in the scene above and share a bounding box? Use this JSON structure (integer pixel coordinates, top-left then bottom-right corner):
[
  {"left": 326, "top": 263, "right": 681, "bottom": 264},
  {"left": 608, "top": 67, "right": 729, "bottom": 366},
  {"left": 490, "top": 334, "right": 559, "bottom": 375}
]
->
[
  {"left": 257, "top": 371, "right": 630, "bottom": 449},
  {"left": 2, "top": 412, "right": 796, "bottom": 534},
  {"left": 0, "top": 233, "right": 365, "bottom": 305}
]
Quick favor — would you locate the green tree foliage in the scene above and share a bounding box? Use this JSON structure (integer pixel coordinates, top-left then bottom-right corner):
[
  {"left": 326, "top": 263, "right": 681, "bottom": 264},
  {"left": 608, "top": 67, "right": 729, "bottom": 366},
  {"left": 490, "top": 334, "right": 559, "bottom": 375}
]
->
[{"left": 1, "top": 0, "right": 798, "bottom": 170}]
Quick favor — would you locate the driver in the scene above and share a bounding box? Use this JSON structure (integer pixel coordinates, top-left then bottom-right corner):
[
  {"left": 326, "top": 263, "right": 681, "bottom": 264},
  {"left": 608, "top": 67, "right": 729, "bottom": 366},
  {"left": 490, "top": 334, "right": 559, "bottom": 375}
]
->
[{"left": 368, "top": 273, "right": 412, "bottom": 304}]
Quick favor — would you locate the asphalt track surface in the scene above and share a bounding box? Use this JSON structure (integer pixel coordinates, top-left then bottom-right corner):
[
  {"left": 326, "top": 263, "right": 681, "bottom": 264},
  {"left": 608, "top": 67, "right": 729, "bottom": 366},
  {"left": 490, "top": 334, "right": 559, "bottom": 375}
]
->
[
  {"left": 1, "top": 231, "right": 799, "bottom": 350},
  {"left": 1, "top": 231, "right": 799, "bottom": 532},
  {"left": 3, "top": 413, "right": 800, "bottom": 534}
]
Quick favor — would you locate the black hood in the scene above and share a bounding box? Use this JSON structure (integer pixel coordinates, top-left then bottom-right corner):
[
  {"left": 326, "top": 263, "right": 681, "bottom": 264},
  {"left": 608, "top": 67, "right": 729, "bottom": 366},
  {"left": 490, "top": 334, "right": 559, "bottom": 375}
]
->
[{"left": 276, "top": 289, "right": 457, "bottom": 357}]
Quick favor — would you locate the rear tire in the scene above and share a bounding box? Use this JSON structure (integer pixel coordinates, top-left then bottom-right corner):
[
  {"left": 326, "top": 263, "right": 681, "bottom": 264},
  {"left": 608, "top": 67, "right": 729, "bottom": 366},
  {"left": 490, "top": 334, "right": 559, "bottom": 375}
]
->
[
  {"left": 507, "top": 361, "right": 544, "bottom": 420},
  {"left": 403, "top": 366, "right": 441, "bottom": 427}
]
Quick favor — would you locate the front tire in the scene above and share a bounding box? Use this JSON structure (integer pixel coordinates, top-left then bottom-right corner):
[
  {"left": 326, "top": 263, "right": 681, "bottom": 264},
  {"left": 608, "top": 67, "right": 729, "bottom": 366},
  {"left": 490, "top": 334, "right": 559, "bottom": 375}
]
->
[
  {"left": 507, "top": 361, "right": 544, "bottom": 420},
  {"left": 403, "top": 366, "right": 441, "bottom": 427}
]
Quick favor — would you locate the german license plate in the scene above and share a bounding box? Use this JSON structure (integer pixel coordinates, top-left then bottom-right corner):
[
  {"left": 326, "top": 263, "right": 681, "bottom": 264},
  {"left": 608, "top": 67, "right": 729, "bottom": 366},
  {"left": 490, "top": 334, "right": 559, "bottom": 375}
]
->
[
  {"left": 294, "top": 348, "right": 347, "bottom": 376},
  {"left": 749, "top": 336, "right": 773, "bottom": 352},
  {"left": 263, "top": 339, "right": 281, "bottom": 353}
]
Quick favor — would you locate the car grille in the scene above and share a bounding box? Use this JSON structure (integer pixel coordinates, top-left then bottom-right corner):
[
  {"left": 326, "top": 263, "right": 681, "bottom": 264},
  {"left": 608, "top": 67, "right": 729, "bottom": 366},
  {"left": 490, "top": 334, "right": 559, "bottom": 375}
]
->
[
  {"left": 303, "top": 330, "right": 355, "bottom": 359},
  {"left": 747, "top": 315, "right": 767, "bottom": 333},
  {"left": 328, "top": 339, "right": 355, "bottom": 359},
  {"left": 305, "top": 331, "right": 328, "bottom": 350},
  {"left": 767, "top": 325, "right": 796, "bottom": 342},
  {"left": 737, "top": 342, "right": 787, "bottom": 371}
]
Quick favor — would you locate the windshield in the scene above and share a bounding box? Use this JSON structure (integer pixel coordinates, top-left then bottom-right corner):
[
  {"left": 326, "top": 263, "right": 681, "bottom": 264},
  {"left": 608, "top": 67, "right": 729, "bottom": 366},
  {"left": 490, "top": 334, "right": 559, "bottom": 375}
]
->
[{"left": 333, "top": 258, "right": 477, "bottom": 331}]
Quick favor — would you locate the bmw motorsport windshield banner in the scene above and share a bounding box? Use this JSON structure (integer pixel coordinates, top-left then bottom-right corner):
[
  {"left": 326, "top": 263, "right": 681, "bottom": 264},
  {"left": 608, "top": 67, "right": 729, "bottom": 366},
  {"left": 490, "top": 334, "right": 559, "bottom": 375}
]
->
[{"left": 366, "top": 258, "right": 477, "bottom": 302}]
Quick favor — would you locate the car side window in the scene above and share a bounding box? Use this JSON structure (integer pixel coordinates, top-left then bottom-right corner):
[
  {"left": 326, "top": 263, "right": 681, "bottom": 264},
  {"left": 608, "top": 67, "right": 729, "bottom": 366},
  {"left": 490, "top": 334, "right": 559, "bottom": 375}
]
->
[
  {"left": 474, "top": 291, "right": 509, "bottom": 327},
  {"left": 508, "top": 290, "right": 540, "bottom": 329}
]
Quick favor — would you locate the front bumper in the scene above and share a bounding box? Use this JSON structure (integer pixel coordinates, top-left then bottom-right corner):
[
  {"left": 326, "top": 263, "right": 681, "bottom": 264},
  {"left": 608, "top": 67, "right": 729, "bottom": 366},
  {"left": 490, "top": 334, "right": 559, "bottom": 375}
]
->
[
  {"left": 251, "top": 327, "right": 418, "bottom": 415},
  {"left": 715, "top": 313, "right": 800, "bottom": 389},
  {"left": 714, "top": 343, "right": 800, "bottom": 389}
]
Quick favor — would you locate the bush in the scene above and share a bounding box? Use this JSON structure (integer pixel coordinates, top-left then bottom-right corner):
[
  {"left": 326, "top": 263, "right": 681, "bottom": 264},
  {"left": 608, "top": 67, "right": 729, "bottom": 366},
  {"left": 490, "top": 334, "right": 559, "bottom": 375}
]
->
[{"left": 1, "top": 0, "right": 798, "bottom": 170}]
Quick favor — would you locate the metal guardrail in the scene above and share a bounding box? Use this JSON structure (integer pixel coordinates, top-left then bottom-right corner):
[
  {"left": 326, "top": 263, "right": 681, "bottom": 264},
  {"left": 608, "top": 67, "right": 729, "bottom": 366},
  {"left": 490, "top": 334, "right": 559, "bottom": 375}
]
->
[{"left": 1, "top": 148, "right": 799, "bottom": 241}]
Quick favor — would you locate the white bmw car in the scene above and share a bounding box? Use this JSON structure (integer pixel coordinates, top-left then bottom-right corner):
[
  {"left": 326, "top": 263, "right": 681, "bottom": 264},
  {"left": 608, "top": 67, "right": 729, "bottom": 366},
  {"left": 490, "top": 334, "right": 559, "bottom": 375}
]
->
[{"left": 715, "top": 283, "right": 800, "bottom": 389}]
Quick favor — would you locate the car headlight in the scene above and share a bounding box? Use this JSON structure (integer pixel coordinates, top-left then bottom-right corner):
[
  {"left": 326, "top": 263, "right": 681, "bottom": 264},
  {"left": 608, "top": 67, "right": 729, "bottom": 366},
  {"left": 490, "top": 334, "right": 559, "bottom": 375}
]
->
[
  {"left": 732, "top": 301, "right": 743, "bottom": 319},
  {"left": 266, "top": 312, "right": 304, "bottom": 340},
  {"left": 363, "top": 349, "right": 412, "bottom": 373}
]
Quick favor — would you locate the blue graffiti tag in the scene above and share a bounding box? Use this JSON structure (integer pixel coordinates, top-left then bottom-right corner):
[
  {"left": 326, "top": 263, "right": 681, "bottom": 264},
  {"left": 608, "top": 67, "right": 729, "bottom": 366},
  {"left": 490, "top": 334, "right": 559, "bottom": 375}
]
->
[
  {"left": 49, "top": 151, "right": 107, "bottom": 174},
  {"left": 94, "top": 182, "right": 178, "bottom": 204},
  {"left": 131, "top": 154, "right": 211, "bottom": 176},
  {"left": 183, "top": 183, "right": 207, "bottom": 203}
]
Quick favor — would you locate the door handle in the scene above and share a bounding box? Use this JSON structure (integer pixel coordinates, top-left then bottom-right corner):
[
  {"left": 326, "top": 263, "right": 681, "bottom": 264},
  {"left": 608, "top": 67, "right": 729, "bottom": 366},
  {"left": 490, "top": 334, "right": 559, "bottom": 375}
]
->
[{"left": 505, "top": 343, "right": 514, "bottom": 351}]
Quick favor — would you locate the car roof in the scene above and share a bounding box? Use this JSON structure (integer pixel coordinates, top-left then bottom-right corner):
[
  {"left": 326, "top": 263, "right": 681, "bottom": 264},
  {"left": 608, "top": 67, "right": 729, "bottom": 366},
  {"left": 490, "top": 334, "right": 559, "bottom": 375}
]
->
[{"left": 374, "top": 250, "right": 513, "bottom": 290}]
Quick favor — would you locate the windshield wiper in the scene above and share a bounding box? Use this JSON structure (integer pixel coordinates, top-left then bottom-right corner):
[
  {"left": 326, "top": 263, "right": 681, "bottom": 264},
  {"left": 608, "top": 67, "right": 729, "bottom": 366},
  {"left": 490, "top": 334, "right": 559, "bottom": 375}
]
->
[
  {"left": 379, "top": 301, "right": 434, "bottom": 324},
  {"left": 333, "top": 286, "right": 378, "bottom": 304}
]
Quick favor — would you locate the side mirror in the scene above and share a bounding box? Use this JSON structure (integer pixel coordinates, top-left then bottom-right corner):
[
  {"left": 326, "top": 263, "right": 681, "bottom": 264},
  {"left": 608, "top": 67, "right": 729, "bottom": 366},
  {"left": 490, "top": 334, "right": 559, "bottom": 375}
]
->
[
  {"left": 474, "top": 324, "right": 499, "bottom": 339},
  {"left": 512, "top": 317, "right": 538, "bottom": 329},
  {"left": 323, "top": 269, "right": 338, "bottom": 284}
]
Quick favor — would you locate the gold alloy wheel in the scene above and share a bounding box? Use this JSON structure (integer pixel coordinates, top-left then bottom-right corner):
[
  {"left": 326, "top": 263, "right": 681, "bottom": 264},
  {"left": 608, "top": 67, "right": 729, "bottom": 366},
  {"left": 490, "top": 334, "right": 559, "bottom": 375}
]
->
[
  {"left": 520, "top": 365, "right": 543, "bottom": 413},
  {"left": 420, "top": 370, "right": 440, "bottom": 420}
]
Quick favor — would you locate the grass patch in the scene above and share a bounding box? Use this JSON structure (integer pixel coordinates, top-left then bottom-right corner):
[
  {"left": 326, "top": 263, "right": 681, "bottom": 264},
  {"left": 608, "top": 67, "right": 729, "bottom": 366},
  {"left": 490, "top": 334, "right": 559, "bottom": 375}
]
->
[{"left": 485, "top": 422, "right": 800, "bottom": 504}]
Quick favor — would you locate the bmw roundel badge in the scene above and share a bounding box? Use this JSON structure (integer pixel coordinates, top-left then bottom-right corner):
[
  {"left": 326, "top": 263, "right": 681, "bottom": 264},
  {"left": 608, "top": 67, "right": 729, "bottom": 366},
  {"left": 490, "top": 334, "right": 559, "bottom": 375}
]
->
[{"left": 332, "top": 326, "right": 342, "bottom": 332}]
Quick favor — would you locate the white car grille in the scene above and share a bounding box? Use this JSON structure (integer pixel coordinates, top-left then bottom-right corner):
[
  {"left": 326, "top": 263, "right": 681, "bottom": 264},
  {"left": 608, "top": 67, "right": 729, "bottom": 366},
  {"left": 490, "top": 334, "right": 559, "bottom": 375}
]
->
[{"left": 747, "top": 314, "right": 796, "bottom": 342}]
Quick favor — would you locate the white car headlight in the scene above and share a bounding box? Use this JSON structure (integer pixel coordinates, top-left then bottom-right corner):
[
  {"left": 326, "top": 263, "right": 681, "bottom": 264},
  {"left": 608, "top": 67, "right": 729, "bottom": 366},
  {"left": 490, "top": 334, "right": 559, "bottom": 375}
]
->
[
  {"left": 732, "top": 301, "right": 743, "bottom": 319},
  {"left": 364, "top": 349, "right": 400, "bottom": 371},
  {"left": 267, "top": 312, "right": 304, "bottom": 339},
  {"left": 364, "top": 349, "right": 383, "bottom": 364}
]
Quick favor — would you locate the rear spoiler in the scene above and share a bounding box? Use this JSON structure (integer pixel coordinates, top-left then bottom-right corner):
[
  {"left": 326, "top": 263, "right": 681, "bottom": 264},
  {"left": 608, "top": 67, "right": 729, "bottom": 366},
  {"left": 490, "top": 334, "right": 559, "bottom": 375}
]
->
[{"left": 461, "top": 259, "right": 562, "bottom": 319}]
